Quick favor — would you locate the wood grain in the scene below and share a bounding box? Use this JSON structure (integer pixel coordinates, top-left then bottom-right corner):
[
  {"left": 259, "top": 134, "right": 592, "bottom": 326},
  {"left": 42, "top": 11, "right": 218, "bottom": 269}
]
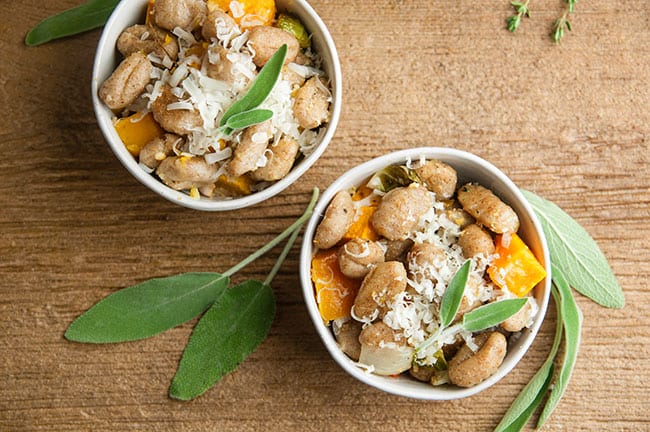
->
[{"left": 1, "top": 0, "right": 649, "bottom": 431}]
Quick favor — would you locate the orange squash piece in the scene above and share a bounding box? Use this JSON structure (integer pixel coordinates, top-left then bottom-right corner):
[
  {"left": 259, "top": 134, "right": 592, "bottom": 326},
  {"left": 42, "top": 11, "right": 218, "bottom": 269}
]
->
[
  {"left": 488, "top": 233, "right": 547, "bottom": 297},
  {"left": 215, "top": 174, "right": 253, "bottom": 196},
  {"left": 207, "top": 0, "right": 276, "bottom": 28},
  {"left": 351, "top": 185, "right": 375, "bottom": 202},
  {"left": 342, "top": 205, "right": 380, "bottom": 242},
  {"left": 311, "top": 249, "right": 361, "bottom": 322},
  {"left": 114, "top": 112, "right": 165, "bottom": 157},
  {"left": 342, "top": 185, "right": 381, "bottom": 242},
  {"left": 145, "top": 0, "right": 155, "bottom": 25}
]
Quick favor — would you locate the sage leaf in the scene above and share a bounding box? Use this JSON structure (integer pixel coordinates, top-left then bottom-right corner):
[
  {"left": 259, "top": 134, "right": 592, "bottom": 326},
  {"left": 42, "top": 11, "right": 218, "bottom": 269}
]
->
[
  {"left": 65, "top": 273, "right": 229, "bottom": 343},
  {"left": 462, "top": 298, "right": 527, "bottom": 332},
  {"left": 169, "top": 280, "right": 275, "bottom": 400},
  {"left": 494, "top": 288, "right": 564, "bottom": 432},
  {"left": 521, "top": 189, "right": 624, "bottom": 308},
  {"left": 439, "top": 260, "right": 471, "bottom": 328},
  {"left": 499, "top": 365, "right": 554, "bottom": 432},
  {"left": 219, "top": 44, "right": 287, "bottom": 127},
  {"left": 224, "top": 108, "right": 274, "bottom": 131},
  {"left": 25, "top": 0, "right": 119, "bottom": 46},
  {"left": 537, "top": 264, "right": 583, "bottom": 427}
]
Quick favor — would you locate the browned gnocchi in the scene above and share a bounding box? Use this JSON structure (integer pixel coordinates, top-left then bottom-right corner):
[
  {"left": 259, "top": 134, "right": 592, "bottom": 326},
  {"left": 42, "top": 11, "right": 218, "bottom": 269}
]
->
[{"left": 310, "top": 158, "right": 544, "bottom": 387}]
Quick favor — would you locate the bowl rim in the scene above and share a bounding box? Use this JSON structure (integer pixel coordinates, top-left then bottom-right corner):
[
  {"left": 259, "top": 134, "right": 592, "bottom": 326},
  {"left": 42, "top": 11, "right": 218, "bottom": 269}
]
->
[
  {"left": 91, "top": 0, "right": 342, "bottom": 211},
  {"left": 299, "top": 147, "right": 552, "bottom": 400}
]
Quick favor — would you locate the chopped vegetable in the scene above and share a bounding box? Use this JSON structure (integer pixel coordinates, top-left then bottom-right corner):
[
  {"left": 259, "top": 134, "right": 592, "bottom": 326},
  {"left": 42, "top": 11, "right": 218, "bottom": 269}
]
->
[
  {"left": 366, "top": 165, "right": 421, "bottom": 193},
  {"left": 145, "top": 0, "right": 155, "bottom": 25},
  {"left": 114, "top": 112, "right": 164, "bottom": 157},
  {"left": 351, "top": 185, "right": 375, "bottom": 202},
  {"left": 208, "top": 0, "right": 276, "bottom": 27},
  {"left": 488, "top": 233, "right": 547, "bottom": 297},
  {"left": 311, "top": 249, "right": 361, "bottom": 322},
  {"left": 276, "top": 14, "right": 310, "bottom": 48},
  {"left": 215, "top": 174, "right": 253, "bottom": 196},
  {"left": 342, "top": 185, "right": 380, "bottom": 241},
  {"left": 342, "top": 205, "right": 380, "bottom": 242}
]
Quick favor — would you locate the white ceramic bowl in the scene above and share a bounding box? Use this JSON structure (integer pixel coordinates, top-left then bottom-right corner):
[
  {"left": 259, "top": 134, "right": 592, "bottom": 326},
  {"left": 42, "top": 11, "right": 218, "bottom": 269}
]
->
[
  {"left": 92, "top": 0, "right": 341, "bottom": 211},
  {"left": 299, "top": 147, "right": 551, "bottom": 400}
]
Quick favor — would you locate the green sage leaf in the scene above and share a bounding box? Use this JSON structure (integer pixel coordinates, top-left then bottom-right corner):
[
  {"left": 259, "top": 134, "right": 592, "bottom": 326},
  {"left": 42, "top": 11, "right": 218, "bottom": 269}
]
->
[
  {"left": 219, "top": 44, "right": 287, "bottom": 127},
  {"left": 439, "top": 260, "right": 471, "bottom": 328},
  {"left": 494, "top": 288, "right": 564, "bottom": 432},
  {"left": 25, "top": 0, "right": 119, "bottom": 46},
  {"left": 224, "top": 108, "right": 274, "bottom": 131},
  {"left": 169, "top": 280, "right": 276, "bottom": 400},
  {"left": 537, "top": 264, "right": 583, "bottom": 427},
  {"left": 462, "top": 298, "right": 527, "bottom": 332},
  {"left": 521, "top": 189, "right": 624, "bottom": 308},
  {"left": 65, "top": 273, "right": 229, "bottom": 343},
  {"left": 499, "top": 364, "right": 554, "bottom": 432}
]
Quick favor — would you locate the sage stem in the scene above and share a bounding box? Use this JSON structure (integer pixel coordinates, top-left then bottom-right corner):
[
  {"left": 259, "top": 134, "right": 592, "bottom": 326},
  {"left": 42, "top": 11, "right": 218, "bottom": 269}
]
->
[
  {"left": 265, "top": 220, "right": 303, "bottom": 286},
  {"left": 223, "top": 188, "right": 319, "bottom": 278}
]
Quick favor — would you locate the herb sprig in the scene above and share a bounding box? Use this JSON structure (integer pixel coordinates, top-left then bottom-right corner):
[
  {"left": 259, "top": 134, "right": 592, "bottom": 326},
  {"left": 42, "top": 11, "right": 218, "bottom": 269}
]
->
[
  {"left": 507, "top": 1, "right": 531, "bottom": 33},
  {"left": 415, "top": 260, "right": 527, "bottom": 359},
  {"left": 25, "top": 0, "right": 119, "bottom": 46},
  {"left": 553, "top": 0, "right": 578, "bottom": 43},
  {"left": 493, "top": 189, "right": 622, "bottom": 432},
  {"left": 506, "top": 0, "right": 580, "bottom": 43},
  {"left": 218, "top": 44, "right": 288, "bottom": 136},
  {"left": 66, "top": 188, "right": 319, "bottom": 400}
]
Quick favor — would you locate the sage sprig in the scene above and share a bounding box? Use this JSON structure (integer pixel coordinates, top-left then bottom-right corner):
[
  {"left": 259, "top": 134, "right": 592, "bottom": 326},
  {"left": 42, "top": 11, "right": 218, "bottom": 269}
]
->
[
  {"left": 416, "top": 261, "right": 526, "bottom": 356},
  {"left": 25, "top": 0, "right": 119, "bottom": 46},
  {"left": 170, "top": 214, "right": 305, "bottom": 400},
  {"left": 219, "top": 45, "right": 287, "bottom": 135},
  {"left": 66, "top": 187, "right": 319, "bottom": 400},
  {"left": 494, "top": 189, "right": 618, "bottom": 431}
]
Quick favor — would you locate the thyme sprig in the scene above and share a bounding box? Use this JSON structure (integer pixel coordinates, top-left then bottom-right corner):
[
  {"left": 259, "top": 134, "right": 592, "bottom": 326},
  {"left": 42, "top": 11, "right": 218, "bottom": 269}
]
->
[
  {"left": 553, "top": 0, "right": 578, "bottom": 43},
  {"left": 506, "top": 0, "right": 579, "bottom": 43},
  {"left": 507, "top": 0, "right": 531, "bottom": 33}
]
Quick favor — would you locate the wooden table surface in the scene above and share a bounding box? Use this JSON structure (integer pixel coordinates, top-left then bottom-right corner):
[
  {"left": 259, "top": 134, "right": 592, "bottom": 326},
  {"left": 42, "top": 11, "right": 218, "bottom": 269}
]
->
[{"left": 2, "top": 0, "right": 649, "bottom": 431}]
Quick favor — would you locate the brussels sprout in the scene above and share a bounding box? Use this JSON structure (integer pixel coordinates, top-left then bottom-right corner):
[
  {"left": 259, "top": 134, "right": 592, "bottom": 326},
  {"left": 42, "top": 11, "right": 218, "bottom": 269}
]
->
[
  {"left": 366, "top": 165, "right": 421, "bottom": 193},
  {"left": 276, "top": 14, "right": 310, "bottom": 48}
]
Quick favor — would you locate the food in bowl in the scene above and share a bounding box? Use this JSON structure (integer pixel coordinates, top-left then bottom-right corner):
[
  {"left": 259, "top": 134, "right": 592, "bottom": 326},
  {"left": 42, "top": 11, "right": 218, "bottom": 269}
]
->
[
  {"left": 98, "top": 0, "right": 333, "bottom": 200},
  {"left": 309, "top": 156, "right": 547, "bottom": 389}
]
